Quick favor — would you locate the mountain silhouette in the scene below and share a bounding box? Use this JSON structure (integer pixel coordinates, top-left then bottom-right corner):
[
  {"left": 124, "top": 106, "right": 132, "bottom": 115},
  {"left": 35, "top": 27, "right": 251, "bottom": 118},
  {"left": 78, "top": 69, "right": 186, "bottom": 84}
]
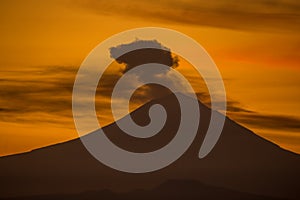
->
[
  {"left": 0, "top": 180, "right": 286, "bottom": 200},
  {"left": 0, "top": 93, "right": 299, "bottom": 199}
]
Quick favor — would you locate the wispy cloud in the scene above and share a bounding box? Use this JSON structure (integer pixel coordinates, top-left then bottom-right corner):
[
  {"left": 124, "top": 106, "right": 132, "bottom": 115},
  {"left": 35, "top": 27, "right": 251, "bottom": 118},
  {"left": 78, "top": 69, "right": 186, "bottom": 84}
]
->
[
  {"left": 76, "top": 0, "right": 300, "bottom": 32},
  {"left": 196, "top": 91, "right": 300, "bottom": 132},
  {"left": 0, "top": 66, "right": 77, "bottom": 125},
  {"left": 235, "top": 112, "right": 300, "bottom": 131},
  {"left": 1, "top": 52, "right": 300, "bottom": 138},
  {"left": 1, "top": 64, "right": 300, "bottom": 136}
]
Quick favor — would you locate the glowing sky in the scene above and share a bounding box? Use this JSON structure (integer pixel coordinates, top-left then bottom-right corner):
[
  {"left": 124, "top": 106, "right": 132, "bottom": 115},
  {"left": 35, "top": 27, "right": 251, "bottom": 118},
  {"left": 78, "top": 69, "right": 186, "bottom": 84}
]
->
[{"left": 0, "top": 0, "right": 300, "bottom": 156}]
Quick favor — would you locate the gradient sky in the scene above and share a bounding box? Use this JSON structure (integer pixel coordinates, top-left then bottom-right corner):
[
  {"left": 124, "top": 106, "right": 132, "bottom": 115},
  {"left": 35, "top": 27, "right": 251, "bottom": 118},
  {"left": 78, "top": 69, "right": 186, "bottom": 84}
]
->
[{"left": 0, "top": 0, "right": 300, "bottom": 156}]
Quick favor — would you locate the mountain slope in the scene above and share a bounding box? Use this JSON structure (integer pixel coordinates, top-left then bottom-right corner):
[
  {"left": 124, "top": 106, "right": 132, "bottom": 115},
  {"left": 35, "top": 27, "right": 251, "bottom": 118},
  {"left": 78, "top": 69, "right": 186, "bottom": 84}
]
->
[{"left": 0, "top": 94, "right": 299, "bottom": 199}]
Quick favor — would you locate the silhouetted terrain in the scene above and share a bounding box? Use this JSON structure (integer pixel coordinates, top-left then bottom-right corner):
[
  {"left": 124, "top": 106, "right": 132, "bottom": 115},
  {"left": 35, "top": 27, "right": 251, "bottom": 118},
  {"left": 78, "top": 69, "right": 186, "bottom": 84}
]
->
[
  {"left": 0, "top": 180, "right": 286, "bottom": 200},
  {"left": 0, "top": 94, "right": 299, "bottom": 199}
]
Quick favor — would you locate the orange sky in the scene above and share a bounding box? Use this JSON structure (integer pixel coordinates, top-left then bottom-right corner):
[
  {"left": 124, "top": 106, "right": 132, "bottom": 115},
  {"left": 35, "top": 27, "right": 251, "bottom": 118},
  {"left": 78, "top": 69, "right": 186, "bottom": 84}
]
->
[{"left": 0, "top": 0, "right": 300, "bottom": 156}]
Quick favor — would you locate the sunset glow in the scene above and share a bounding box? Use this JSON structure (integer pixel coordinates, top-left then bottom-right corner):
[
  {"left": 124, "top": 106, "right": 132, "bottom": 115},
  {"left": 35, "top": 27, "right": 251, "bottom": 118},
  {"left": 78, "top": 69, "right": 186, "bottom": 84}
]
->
[{"left": 1, "top": 0, "right": 299, "bottom": 156}]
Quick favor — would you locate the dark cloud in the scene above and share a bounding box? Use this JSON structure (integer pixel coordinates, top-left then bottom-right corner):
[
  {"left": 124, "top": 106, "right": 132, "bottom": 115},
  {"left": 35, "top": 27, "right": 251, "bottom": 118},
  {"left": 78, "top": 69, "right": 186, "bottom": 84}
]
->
[
  {"left": 77, "top": 0, "right": 300, "bottom": 32},
  {"left": 107, "top": 39, "right": 180, "bottom": 105},
  {"left": 236, "top": 113, "right": 300, "bottom": 131},
  {"left": 0, "top": 66, "right": 77, "bottom": 124},
  {"left": 195, "top": 91, "right": 300, "bottom": 132},
  {"left": 195, "top": 92, "right": 253, "bottom": 113},
  {"left": 110, "top": 39, "right": 178, "bottom": 73},
  {"left": 2, "top": 64, "right": 300, "bottom": 134},
  {"left": 226, "top": 101, "right": 254, "bottom": 113},
  {"left": 1, "top": 51, "right": 299, "bottom": 135},
  {"left": 223, "top": 99, "right": 300, "bottom": 132}
]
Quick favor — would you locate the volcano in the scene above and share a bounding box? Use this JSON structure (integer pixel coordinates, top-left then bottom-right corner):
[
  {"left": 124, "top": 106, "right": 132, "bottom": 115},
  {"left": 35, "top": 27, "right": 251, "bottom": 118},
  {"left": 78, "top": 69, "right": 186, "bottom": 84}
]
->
[{"left": 0, "top": 93, "right": 299, "bottom": 199}]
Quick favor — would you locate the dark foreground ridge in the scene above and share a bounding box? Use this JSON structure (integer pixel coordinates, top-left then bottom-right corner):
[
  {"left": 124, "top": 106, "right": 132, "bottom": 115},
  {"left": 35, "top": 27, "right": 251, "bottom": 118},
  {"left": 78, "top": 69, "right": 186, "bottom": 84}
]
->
[
  {"left": 0, "top": 93, "right": 299, "bottom": 199},
  {"left": 0, "top": 180, "right": 287, "bottom": 200}
]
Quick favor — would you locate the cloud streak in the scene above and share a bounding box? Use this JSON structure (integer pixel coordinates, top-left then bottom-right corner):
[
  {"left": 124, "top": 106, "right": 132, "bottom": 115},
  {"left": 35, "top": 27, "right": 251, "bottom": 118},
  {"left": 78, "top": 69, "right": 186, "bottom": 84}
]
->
[
  {"left": 1, "top": 40, "right": 300, "bottom": 143},
  {"left": 0, "top": 66, "right": 77, "bottom": 125},
  {"left": 236, "top": 113, "right": 300, "bottom": 131},
  {"left": 77, "top": 0, "right": 300, "bottom": 32},
  {"left": 1, "top": 64, "right": 300, "bottom": 134}
]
